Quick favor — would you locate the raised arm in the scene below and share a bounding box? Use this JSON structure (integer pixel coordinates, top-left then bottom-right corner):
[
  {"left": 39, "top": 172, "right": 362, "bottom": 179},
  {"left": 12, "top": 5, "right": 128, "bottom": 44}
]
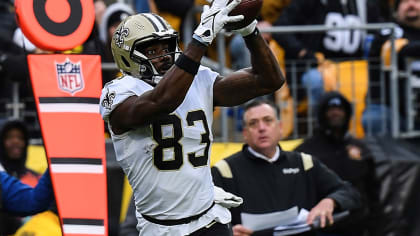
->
[
  {"left": 109, "top": 0, "right": 244, "bottom": 134},
  {"left": 110, "top": 41, "right": 207, "bottom": 134},
  {"left": 213, "top": 22, "right": 285, "bottom": 107}
]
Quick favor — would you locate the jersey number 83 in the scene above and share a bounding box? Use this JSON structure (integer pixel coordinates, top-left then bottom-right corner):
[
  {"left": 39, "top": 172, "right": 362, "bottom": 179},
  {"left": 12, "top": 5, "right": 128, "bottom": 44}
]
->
[{"left": 151, "top": 110, "right": 210, "bottom": 171}]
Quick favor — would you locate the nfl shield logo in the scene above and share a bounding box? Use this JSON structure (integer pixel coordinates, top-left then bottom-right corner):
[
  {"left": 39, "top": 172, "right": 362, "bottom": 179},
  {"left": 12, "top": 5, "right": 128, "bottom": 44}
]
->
[{"left": 55, "top": 58, "right": 84, "bottom": 95}]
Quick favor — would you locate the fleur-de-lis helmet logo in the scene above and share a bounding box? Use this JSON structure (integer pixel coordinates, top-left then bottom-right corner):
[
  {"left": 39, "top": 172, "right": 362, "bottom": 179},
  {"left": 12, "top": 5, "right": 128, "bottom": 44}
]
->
[{"left": 114, "top": 26, "right": 130, "bottom": 48}]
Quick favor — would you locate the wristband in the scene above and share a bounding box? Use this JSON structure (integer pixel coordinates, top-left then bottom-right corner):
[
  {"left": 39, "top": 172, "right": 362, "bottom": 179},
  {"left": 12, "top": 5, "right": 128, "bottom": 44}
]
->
[
  {"left": 175, "top": 54, "right": 200, "bottom": 75},
  {"left": 192, "top": 34, "right": 210, "bottom": 47},
  {"left": 243, "top": 27, "right": 260, "bottom": 40}
]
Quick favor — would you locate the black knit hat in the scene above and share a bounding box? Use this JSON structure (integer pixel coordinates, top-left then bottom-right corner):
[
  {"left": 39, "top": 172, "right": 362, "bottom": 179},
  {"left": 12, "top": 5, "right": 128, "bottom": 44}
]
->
[
  {"left": 99, "top": 3, "right": 134, "bottom": 43},
  {"left": 0, "top": 119, "right": 29, "bottom": 177},
  {"left": 107, "top": 10, "right": 131, "bottom": 29},
  {"left": 316, "top": 91, "right": 353, "bottom": 133}
]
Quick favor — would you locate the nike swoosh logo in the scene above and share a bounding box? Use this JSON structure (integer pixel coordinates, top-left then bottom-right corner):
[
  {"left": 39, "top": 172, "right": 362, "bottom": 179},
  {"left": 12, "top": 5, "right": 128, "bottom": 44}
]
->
[
  {"left": 202, "top": 17, "right": 212, "bottom": 25},
  {"left": 201, "top": 11, "right": 219, "bottom": 25}
]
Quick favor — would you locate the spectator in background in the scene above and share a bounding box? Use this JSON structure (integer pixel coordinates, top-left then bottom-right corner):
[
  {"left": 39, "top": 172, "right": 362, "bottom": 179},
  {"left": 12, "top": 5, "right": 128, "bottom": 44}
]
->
[
  {"left": 153, "top": 0, "right": 194, "bottom": 21},
  {"left": 0, "top": 0, "right": 33, "bottom": 83},
  {"left": 95, "top": 0, "right": 107, "bottom": 26},
  {"left": 99, "top": 2, "right": 135, "bottom": 61},
  {"left": 0, "top": 120, "right": 41, "bottom": 234},
  {"left": 274, "top": 0, "right": 383, "bottom": 61},
  {"left": 379, "top": 0, "right": 396, "bottom": 20},
  {"left": 82, "top": 0, "right": 108, "bottom": 56},
  {"left": 295, "top": 92, "right": 379, "bottom": 236},
  {"left": 0, "top": 167, "right": 54, "bottom": 235},
  {"left": 212, "top": 100, "right": 361, "bottom": 236},
  {"left": 0, "top": 120, "right": 39, "bottom": 184},
  {"left": 272, "top": 0, "right": 383, "bottom": 106},
  {"left": 364, "top": 0, "right": 420, "bottom": 134},
  {"left": 389, "top": 0, "right": 420, "bottom": 65},
  {"left": 152, "top": 0, "right": 195, "bottom": 40},
  {"left": 135, "top": 0, "right": 150, "bottom": 13},
  {"left": 230, "top": 0, "right": 291, "bottom": 70},
  {"left": 0, "top": 0, "right": 33, "bottom": 124},
  {"left": 0, "top": 0, "right": 42, "bottom": 136},
  {"left": 98, "top": 2, "right": 135, "bottom": 85}
]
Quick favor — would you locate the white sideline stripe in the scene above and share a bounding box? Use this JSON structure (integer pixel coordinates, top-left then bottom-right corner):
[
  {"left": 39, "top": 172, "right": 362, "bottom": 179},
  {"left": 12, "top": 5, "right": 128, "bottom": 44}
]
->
[
  {"left": 39, "top": 103, "right": 99, "bottom": 113},
  {"left": 51, "top": 164, "right": 103, "bottom": 174},
  {"left": 63, "top": 225, "right": 105, "bottom": 234}
]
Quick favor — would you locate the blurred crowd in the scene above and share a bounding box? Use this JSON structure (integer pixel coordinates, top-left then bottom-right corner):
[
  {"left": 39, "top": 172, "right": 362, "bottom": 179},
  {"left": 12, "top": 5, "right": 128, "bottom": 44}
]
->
[
  {"left": 1, "top": 0, "right": 420, "bottom": 138},
  {"left": 0, "top": 0, "right": 420, "bottom": 235}
]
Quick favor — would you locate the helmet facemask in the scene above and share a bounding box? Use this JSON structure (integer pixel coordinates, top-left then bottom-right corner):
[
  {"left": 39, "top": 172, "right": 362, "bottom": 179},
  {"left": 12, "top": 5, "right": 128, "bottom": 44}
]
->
[{"left": 130, "top": 32, "right": 181, "bottom": 86}]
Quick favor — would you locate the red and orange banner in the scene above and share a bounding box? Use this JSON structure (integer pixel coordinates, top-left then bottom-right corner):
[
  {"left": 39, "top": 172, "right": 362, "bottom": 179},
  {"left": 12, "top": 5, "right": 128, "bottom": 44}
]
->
[{"left": 28, "top": 54, "right": 108, "bottom": 236}]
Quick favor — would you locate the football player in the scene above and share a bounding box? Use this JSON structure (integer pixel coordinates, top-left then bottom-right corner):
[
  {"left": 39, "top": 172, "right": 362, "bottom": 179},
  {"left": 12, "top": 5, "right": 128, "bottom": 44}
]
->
[{"left": 99, "top": 0, "right": 284, "bottom": 235}]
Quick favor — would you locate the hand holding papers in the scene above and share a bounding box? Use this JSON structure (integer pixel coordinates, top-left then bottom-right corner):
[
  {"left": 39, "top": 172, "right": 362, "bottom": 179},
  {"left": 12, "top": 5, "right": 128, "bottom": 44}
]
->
[
  {"left": 241, "top": 207, "right": 302, "bottom": 232},
  {"left": 241, "top": 207, "right": 350, "bottom": 236},
  {"left": 273, "top": 208, "right": 311, "bottom": 236},
  {"left": 274, "top": 210, "right": 350, "bottom": 236}
]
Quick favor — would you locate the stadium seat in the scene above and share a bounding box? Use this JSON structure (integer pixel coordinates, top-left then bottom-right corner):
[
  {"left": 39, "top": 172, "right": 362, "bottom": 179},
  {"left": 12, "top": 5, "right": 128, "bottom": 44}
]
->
[
  {"left": 381, "top": 38, "right": 409, "bottom": 67},
  {"left": 320, "top": 60, "right": 369, "bottom": 138},
  {"left": 14, "top": 211, "right": 61, "bottom": 236},
  {"left": 269, "top": 40, "right": 294, "bottom": 139},
  {"left": 261, "top": 0, "right": 292, "bottom": 24}
]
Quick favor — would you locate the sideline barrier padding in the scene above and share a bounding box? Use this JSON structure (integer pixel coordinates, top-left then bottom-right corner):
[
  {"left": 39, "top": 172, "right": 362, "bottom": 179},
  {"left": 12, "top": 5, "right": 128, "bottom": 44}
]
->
[{"left": 27, "top": 140, "right": 304, "bottom": 172}]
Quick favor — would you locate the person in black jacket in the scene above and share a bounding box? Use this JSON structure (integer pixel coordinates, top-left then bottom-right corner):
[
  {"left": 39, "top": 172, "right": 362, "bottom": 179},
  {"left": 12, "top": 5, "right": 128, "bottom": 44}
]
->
[
  {"left": 212, "top": 99, "right": 361, "bottom": 236},
  {"left": 0, "top": 120, "right": 39, "bottom": 182},
  {"left": 295, "top": 91, "right": 379, "bottom": 236},
  {"left": 272, "top": 0, "right": 383, "bottom": 107},
  {"left": 363, "top": 0, "right": 420, "bottom": 134},
  {"left": 0, "top": 0, "right": 36, "bottom": 126},
  {"left": 273, "top": 0, "right": 383, "bottom": 61}
]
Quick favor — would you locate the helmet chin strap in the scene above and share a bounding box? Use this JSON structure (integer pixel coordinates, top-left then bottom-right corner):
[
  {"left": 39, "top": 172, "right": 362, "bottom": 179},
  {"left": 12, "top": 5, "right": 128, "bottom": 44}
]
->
[
  {"left": 151, "top": 75, "right": 164, "bottom": 85},
  {"left": 139, "top": 62, "right": 165, "bottom": 87},
  {"left": 138, "top": 51, "right": 181, "bottom": 86}
]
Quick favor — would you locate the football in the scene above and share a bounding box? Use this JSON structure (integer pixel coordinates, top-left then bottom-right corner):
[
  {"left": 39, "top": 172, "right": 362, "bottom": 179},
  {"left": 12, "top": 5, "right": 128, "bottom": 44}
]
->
[{"left": 224, "top": 0, "right": 263, "bottom": 31}]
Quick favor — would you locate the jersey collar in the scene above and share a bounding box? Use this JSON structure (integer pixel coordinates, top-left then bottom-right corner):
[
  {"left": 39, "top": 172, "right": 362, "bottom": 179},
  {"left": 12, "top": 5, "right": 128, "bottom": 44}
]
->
[{"left": 247, "top": 146, "right": 280, "bottom": 163}]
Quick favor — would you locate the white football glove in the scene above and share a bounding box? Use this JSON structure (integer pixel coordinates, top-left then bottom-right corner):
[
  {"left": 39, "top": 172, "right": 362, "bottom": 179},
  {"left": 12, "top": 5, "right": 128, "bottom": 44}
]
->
[
  {"left": 214, "top": 186, "right": 243, "bottom": 208},
  {"left": 232, "top": 19, "right": 258, "bottom": 37},
  {"left": 194, "top": 0, "right": 244, "bottom": 46}
]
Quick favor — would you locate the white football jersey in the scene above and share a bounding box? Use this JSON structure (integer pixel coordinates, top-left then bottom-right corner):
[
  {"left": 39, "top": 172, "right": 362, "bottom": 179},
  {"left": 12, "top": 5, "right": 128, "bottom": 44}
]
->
[{"left": 100, "top": 66, "right": 230, "bottom": 233}]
